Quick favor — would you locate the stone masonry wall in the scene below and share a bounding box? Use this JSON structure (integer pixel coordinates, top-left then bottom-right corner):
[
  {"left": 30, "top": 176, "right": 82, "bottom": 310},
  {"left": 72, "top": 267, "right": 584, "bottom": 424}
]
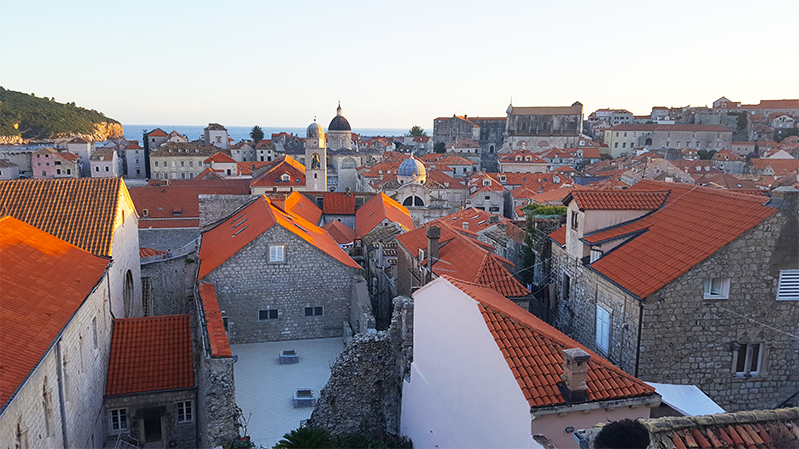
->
[
  {"left": 203, "top": 225, "right": 358, "bottom": 344},
  {"left": 197, "top": 357, "right": 238, "bottom": 447},
  {"left": 103, "top": 389, "right": 197, "bottom": 447},
  {"left": 550, "top": 208, "right": 799, "bottom": 412},
  {"left": 199, "top": 194, "right": 256, "bottom": 228},
  {"left": 141, "top": 251, "right": 198, "bottom": 316},
  {"left": 139, "top": 228, "right": 199, "bottom": 252}
]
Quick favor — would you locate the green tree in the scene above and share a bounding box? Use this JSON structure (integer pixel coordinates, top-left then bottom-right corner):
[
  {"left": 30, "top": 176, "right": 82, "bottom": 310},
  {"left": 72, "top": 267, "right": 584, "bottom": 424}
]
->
[
  {"left": 433, "top": 142, "right": 446, "bottom": 153},
  {"left": 520, "top": 215, "right": 537, "bottom": 286},
  {"left": 250, "top": 125, "right": 264, "bottom": 144},
  {"left": 273, "top": 428, "right": 334, "bottom": 449},
  {"left": 697, "top": 149, "right": 717, "bottom": 160},
  {"left": 406, "top": 125, "right": 427, "bottom": 137}
]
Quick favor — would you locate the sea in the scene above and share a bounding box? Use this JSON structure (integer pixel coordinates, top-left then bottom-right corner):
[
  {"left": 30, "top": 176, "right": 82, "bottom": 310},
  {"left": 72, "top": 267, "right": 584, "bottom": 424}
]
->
[{"left": 121, "top": 125, "right": 407, "bottom": 143}]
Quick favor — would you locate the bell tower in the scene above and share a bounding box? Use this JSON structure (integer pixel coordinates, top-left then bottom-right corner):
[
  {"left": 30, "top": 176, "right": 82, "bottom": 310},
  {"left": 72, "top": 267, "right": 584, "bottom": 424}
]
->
[{"left": 305, "top": 120, "right": 327, "bottom": 191}]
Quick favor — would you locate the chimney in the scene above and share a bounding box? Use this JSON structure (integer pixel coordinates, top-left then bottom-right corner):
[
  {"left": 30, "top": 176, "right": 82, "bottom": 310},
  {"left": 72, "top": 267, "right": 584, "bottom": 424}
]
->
[
  {"left": 462, "top": 222, "right": 469, "bottom": 230},
  {"left": 489, "top": 214, "right": 499, "bottom": 224},
  {"left": 426, "top": 225, "right": 441, "bottom": 270},
  {"left": 561, "top": 348, "right": 590, "bottom": 403}
]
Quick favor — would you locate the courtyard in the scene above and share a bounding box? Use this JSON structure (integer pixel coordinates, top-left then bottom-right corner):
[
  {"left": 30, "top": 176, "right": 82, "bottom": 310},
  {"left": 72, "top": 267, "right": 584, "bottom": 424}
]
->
[{"left": 231, "top": 337, "right": 344, "bottom": 448}]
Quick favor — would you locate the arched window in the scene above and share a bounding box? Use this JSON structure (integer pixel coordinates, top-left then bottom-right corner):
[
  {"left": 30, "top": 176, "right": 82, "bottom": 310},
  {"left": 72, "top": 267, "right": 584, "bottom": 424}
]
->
[
  {"left": 341, "top": 157, "right": 357, "bottom": 169},
  {"left": 123, "top": 270, "right": 134, "bottom": 318},
  {"left": 402, "top": 196, "right": 425, "bottom": 207},
  {"left": 645, "top": 138, "right": 652, "bottom": 145}
]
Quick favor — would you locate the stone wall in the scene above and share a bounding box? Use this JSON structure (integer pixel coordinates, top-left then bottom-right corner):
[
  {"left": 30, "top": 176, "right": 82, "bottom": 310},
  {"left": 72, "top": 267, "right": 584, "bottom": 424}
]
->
[
  {"left": 199, "top": 194, "right": 256, "bottom": 228},
  {"left": 141, "top": 251, "right": 198, "bottom": 316},
  {"left": 549, "top": 204, "right": 799, "bottom": 412},
  {"left": 103, "top": 389, "right": 197, "bottom": 447},
  {"left": 203, "top": 225, "right": 358, "bottom": 344},
  {"left": 350, "top": 275, "right": 376, "bottom": 335},
  {"left": 139, "top": 228, "right": 199, "bottom": 252},
  {"left": 197, "top": 357, "right": 238, "bottom": 446}
]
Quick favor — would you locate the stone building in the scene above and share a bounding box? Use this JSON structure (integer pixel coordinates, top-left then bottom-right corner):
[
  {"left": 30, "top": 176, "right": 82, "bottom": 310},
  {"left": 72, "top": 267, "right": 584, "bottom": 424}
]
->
[
  {"left": 546, "top": 182, "right": 799, "bottom": 411},
  {"left": 90, "top": 148, "right": 122, "bottom": 177},
  {"left": 124, "top": 141, "right": 147, "bottom": 179},
  {"left": 150, "top": 142, "right": 220, "bottom": 180},
  {"left": 433, "top": 115, "right": 506, "bottom": 154},
  {"left": 0, "top": 159, "right": 19, "bottom": 179},
  {"left": 604, "top": 124, "right": 733, "bottom": 157},
  {"left": 204, "top": 123, "right": 230, "bottom": 149},
  {"left": 503, "top": 102, "right": 584, "bottom": 151},
  {"left": 0, "top": 217, "right": 113, "bottom": 449},
  {"left": 198, "top": 195, "right": 362, "bottom": 343}
]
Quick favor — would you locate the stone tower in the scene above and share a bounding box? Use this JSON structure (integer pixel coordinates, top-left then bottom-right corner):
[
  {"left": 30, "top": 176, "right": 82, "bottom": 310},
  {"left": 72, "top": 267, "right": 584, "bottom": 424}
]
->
[
  {"left": 305, "top": 120, "right": 327, "bottom": 191},
  {"left": 327, "top": 102, "right": 353, "bottom": 150}
]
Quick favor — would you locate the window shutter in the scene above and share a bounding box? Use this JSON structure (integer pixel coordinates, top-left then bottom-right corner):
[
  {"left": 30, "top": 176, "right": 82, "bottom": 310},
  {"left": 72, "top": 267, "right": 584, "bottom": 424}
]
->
[
  {"left": 596, "top": 306, "right": 610, "bottom": 353},
  {"left": 777, "top": 270, "right": 799, "bottom": 301}
]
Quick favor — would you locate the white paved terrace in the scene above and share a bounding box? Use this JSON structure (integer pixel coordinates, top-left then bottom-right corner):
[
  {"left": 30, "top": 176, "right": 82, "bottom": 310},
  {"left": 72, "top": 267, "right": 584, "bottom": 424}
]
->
[{"left": 231, "top": 337, "right": 343, "bottom": 449}]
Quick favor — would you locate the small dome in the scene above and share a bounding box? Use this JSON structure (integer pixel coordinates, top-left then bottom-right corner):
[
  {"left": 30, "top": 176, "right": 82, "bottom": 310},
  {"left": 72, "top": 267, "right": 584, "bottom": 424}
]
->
[
  {"left": 397, "top": 157, "right": 426, "bottom": 183},
  {"left": 329, "top": 103, "right": 351, "bottom": 131},
  {"left": 307, "top": 122, "right": 324, "bottom": 138}
]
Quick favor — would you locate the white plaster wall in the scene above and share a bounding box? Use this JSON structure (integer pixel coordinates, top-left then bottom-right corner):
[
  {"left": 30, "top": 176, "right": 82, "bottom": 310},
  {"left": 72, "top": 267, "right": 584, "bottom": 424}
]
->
[
  {"left": 109, "top": 184, "right": 143, "bottom": 318},
  {"left": 401, "top": 279, "right": 543, "bottom": 449},
  {"left": 565, "top": 202, "right": 649, "bottom": 259},
  {"left": 533, "top": 406, "right": 650, "bottom": 449}
]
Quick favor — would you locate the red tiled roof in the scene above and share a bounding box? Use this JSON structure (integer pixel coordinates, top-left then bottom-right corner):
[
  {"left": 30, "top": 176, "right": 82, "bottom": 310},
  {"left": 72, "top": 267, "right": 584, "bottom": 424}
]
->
[
  {"left": 553, "top": 165, "right": 578, "bottom": 172},
  {"left": 125, "top": 142, "right": 144, "bottom": 150},
  {"left": 433, "top": 207, "right": 508, "bottom": 233},
  {"left": 205, "top": 152, "right": 236, "bottom": 164},
  {"left": 549, "top": 226, "right": 566, "bottom": 246},
  {"left": 323, "top": 192, "right": 356, "bottom": 215},
  {"left": 531, "top": 188, "right": 573, "bottom": 205},
  {"left": 323, "top": 220, "right": 356, "bottom": 245},
  {"left": 198, "top": 196, "right": 360, "bottom": 278},
  {"left": 749, "top": 158, "right": 799, "bottom": 174},
  {"left": 0, "top": 216, "right": 110, "bottom": 408},
  {"left": 566, "top": 190, "right": 670, "bottom": 211},
  {"left": 0, "top": 178, "right": 125, "bottom": 256},
  {"left": 198, "top": 283, "right": 232, "bottom": 357},
  {"left": 249, "top": 156, "right": 306, "bottom": 187},
  {"left": 444, "top": 278, "right": 656, "bottom": 408},
  {"left": 105, "top": 315, "right": 194, "bottom": 395},
  {"left": 195, "top": 167, "right": 225, "bottom": 180},
  {"left": 130, "top": 180, "right": 251, "bottom": 228},
  {"left": 282, "top": 191, "right": 322, "bottom": 224},
  {"left": 148, "top": 128, "right": 168, "bottom": 137},
  {"left": 140, "top": 247, "right": 167, "bottom": 257},
  {"left": 584, "top": 180, "right": 777, "bottom": 298},
  {"left": 355, "top": 193, "right": 415, "bottom": 240}
]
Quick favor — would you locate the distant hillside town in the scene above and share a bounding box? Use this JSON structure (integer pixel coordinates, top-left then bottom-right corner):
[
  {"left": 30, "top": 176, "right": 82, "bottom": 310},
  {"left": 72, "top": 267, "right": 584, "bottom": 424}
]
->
[{"left": 1, "top": 98, "right": 798, "bottom": 449}]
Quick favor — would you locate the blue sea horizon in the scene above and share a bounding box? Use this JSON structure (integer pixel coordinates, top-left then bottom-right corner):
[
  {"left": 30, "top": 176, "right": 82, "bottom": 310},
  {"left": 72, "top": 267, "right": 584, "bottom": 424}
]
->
[{"left": 122, "top": 124, "right": 408, "bottom": 144}]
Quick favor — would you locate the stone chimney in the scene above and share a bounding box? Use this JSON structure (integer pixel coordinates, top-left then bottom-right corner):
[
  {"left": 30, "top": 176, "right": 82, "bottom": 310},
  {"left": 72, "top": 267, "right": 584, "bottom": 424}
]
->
[
  {"left": 489, "top": 214, "right": 499, "bottom": 224},
  {"left": 561, "top": 348, "right": 590, "bottom": 403},
  {"left": 462, "top": 222, "right": 469, "bottom": 230},
  {"left": 426, "top": 225, "right": 441, "bottom": 271}
]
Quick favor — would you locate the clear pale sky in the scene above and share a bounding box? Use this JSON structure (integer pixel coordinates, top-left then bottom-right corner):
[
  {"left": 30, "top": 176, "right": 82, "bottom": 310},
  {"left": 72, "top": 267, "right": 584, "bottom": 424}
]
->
[{"left": 2, "top": 0, "right": 797, "bottom": 130}]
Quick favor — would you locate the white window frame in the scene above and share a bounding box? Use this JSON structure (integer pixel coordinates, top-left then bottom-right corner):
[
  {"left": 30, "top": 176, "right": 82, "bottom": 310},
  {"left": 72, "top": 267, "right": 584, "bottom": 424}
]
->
[
  {"left": 595, "top": 305, "right": 610, "bottom": 354},
  {"left": 268, "top": 244, "right": 285, "bottom": 263},
  {"left": 703, "top": 278, "right": 730, "bottom": 299},
  {"left": 109, "top": 408, "right": 128, "bottom": 433},
  {"left": 176, "top": 401, "right": 193, "bottom": 424},
  {"left": 733, "top": 343, "right": 762, "bottom": 377},
  {"left": 776, "top": 269, "right": 799, "bottom": 301}
]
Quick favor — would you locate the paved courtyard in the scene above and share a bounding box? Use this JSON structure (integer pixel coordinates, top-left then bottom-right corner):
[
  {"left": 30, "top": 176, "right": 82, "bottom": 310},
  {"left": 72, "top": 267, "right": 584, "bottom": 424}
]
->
[{"left": 231, "top": 337, "right": 344, "bottom": 448}]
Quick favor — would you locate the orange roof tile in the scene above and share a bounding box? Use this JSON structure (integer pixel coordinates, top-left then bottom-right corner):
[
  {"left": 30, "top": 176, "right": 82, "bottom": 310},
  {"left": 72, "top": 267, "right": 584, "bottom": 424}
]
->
[
  {"left": 0, "top": 216, "right": 110, "bottom": 408},
  {"left": 433, "top": 207, "right": 510, "bottom": 233},
  {"left": 195, "top": 167, "right": 225, "bottom": 180},
  {"left": 583, "top": 180, "right": 777, "bottom": 299},
  {"left": 148, "top": 128, "right": 168, "bottom": 137},
  {"left": 130, "top": 180, "right": 251, "bottom": 228},
  {"left": 323, "top": 192, "right": 356, "bottom": 215},
  {"left": 0, "top": 178, "right": 124, "bottom": 256},
  {"left": 549, "top": 226, "right": 566, "bottom": 246},
  {"left": 281, "top": 191, "right": 322, "bottom": 224},
  {"left": 205, "top": 152, "right": 236, "bottom": 163},
  {"left": 249, "top": 156, "right": 306, "bottom": 187},
  {"left": 444, "top": 278, "right": 656, "bottom": 408},
  {"left": 567, "top": 190, "right": 670, "bottom": 211},
  {"left": 139, "top": 247, "right": 167, "bottom": 257},
  {"left": 105, "top": 315, "right": 195, "bottom": 395},
  {"left": 198, "top": 196, "right": 360, "bottom": 278},
  {"left": 322, "top": 220, "right": 356, "bottom": 245},
  {"left": 355, "top": 193, "right": 415, "bottom": 239},
  {"left": 198, "top": 283, "right": 232, "bottom": 357}
]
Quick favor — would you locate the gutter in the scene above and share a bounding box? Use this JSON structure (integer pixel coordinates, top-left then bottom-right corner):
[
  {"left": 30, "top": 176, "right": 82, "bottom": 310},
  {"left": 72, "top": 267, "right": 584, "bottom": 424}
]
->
[{"left": 530, "top": 393, "right": 661, "bottom": 419}]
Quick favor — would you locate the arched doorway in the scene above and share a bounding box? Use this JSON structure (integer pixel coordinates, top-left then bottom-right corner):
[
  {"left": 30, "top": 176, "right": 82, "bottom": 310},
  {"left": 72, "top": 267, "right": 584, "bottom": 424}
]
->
[{"left": 124, "top": 270, "right": 134, "bottom": 317}]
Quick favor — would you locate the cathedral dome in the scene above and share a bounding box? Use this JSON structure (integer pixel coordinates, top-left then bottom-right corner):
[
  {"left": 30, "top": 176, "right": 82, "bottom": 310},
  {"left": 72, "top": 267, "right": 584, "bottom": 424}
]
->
[
  {"left": 397, "top": 157, "right": 427, "bottom": 184},
  {"left": 307, "top": 122, "right": 324, "bottom": 139},
  {"left": 328, "top": 103, "right": 351, "bottom": 131}
]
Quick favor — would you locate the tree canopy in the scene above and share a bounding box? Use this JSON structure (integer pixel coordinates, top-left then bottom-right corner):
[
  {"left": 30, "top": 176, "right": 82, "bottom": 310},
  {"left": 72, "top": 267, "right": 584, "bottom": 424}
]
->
[
  {"left": 433, "top": 142, "right": 446, "bottom": 153},
  {"left": 250, "top": 125, "right": 264, "bottom": 143},
  {"left": 407, "top": 125, "right": 427, "bottom": 137}
]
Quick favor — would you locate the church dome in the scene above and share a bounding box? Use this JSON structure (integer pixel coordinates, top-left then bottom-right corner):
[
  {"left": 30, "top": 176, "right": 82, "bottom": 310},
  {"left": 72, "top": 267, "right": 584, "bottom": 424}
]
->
[
  {"left": 328, "top": 103, "right": 351, "bottom": 131},
  {"left": 397, "top": 157, "right": 427, "bottom": 184},
  {"left": 307, "top": 122, "right": 324, "bottom": 139}
]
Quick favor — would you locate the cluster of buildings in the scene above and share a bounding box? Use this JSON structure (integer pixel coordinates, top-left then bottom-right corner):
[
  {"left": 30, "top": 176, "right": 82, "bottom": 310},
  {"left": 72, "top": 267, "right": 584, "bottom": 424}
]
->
[{"left": 1, "top": 97, "right": 798, "bottom": 448}]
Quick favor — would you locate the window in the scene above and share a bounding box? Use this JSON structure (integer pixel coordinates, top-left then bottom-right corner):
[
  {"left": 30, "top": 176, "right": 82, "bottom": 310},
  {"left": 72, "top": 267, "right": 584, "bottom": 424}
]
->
[
  {"left": 176, "top": 401, "right": 193, "bottom": 423},
  {"left": 269, "top": 245, "right": 285, "bottom": 262},
  {"left": 703, "top": 278, "right": 730, "bottom": 299},
  {"left": 777, "top": 269, "right": 799, "bottom": 300},
  {"left": 484, "top": 195, "right": 491, "bottom": 200},
  {"left": 570, "top": 210, "right": 579, "bottom": 230},
  {"left": 92, "top": 317, "right": 98, "bottom": 349},
  {"left": 67, "top": 169, "right": 71, "bottom": 175},
  {"left": 222, "top": 316, "right": 229, "bottom": 331},
  {"left": 181, "top": 161, "right": 185, "bottom": 167},
  {"left": 155, "top": 161, "right": 159, "bottom": 167},
  {"left": 105, "top": 166, "right": 109, "bottom": 172},
  {"left": 189, "top": 161, "right": 193, "bottom": 167},
  {"left": 562, "top": 274, "right": 571, "bottom": 300},
  {"left": 305, "top": 306, "right": 323, "bottom": 317},
  {"left": 259, "top": 309, "right": 278, "bottom": 320},
  {"left": 56, "top": 169, "right": 61, "bottom": 175},
  {"left": 596, "top": 305, "right": 610, "bottom": 353},
  {"left": 109, "top": 409, "right": 127, "bottom": 432},
  {"left": 733, "top": 343, "right": 762, "bottom": 376},
  {"left": 614, "top": 142, "right": 618, "bottom": 148},
  {"left": 489, "top": 206, "right": 500, "bottom": 212}
]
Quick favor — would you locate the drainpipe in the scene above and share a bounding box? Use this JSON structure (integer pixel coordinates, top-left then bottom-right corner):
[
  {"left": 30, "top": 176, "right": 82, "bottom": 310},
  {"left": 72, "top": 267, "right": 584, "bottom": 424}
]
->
[
  {"left": 635, "top": 302, "right": 644, "bottom": 378},
  {"left": 55, "top": 340, "right": 69, "bottom": 449}
]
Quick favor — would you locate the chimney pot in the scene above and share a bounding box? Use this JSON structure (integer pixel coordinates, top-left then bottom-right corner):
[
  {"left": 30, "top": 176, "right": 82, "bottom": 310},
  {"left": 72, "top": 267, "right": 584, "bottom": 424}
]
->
[
  {"left": 426, "top": 225, "right": 441, "bottom": 272},
  {"left": 562, "top": 348, "right": 590, "bottom": 403}
]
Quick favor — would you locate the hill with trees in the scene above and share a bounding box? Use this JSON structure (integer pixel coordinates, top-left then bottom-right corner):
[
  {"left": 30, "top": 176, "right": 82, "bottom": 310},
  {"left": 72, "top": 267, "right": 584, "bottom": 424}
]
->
[{"left": 0, "top": 87, "right": 123, "bottom": 142}]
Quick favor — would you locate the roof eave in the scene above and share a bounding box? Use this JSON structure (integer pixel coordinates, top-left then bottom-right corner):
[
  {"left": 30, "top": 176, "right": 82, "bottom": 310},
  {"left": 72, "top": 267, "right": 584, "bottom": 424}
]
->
[{"left": 530, "top": 392, "right": 661, "bottom": 418}]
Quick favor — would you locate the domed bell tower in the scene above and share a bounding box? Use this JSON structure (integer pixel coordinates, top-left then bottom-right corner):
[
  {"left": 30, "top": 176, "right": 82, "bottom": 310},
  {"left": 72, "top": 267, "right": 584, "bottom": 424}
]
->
[{"left": 305, "top": 120, "right": 327, "bottom": 191}]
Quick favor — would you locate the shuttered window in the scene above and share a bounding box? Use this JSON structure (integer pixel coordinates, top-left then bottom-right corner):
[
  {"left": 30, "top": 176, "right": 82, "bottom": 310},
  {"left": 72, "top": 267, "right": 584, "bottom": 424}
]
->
[
  {"left": 596, "top": 305, "right": 610, "bottom": 353},
  {"left": 777, "top": 270, "right": 799, "bottom": 301}
]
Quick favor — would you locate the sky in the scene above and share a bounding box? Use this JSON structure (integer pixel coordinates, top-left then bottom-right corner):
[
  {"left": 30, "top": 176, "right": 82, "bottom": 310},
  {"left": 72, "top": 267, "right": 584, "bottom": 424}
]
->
[{"left": 2, "top": 0, "right": 798, "bottom": 131}]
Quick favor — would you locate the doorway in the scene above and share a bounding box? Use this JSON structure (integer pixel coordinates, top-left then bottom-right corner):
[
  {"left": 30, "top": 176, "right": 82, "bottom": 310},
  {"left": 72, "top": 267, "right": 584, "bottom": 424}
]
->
[{"left": 143, "top": 416, "right": 162, "bottom": 443}]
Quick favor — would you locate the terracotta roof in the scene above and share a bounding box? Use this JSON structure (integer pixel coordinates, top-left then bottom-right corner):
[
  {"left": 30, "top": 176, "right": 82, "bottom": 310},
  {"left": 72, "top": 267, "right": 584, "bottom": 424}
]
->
[
  {"left": 608, "top": 124, "right": 732, "bottom": 133},
  {"left": 139, "top": 247, "right": 167, "bottom": 257},
  {"left": 566, "top": 190, "right": 670, "bottom": 211},
  {"left": 355, "top": 193, "right": 415, "bottom": 240},
  {"left": 105, "top": 315, "right": 194, "bottom": 395},
  {"left": 198, "top": 283, "right": 232, "bottom": 357},
  {"left": 553, "top": 165, "right": 578, "bottom": 172},
  {"left": 0, "top": 216, "right": 110, "bottom": 408},
  {"left": 748, "top": 99, "right": 799, "bottom": 110},
  {"left": 0, "top": 160, "right": 18, "bottom": 168},
  {"left": 148, "top": 128, "right": 168, "bottom": 137},
  {"left": 130, "top": 180, "right": 251, "bottom": 228},
  {"left": 749, "top": 158, "right": 799, "bottom": 174},
  {"left": 549, "top": 226, "right": 566, "bottom": 246},
  {"left": 198, "top": 196, "right": 359, "bottom": 278},
  {"left": 583, "top": 180, "right": 777, "bottom": 298},
  {"left": 531, "top": 187, "right": 573, "bottom": 205},
  {"left": 444, "top": 278, "right": 656, "bottom": 408},
  {"left": 281, "top": 191, "right": 322, "bottom": 224},
  {"left": 323, "top": 192, "right": 356, "bottom": 215},
  {"left": 205, "top": 152, "right": 236, "bottom": 163},
  {"left": 125, "top": 142, "right": 144, "bottom": 150},
  {"left": 433, "top": 207, "right": 509, "bottom": 233},
  {"left": 397, "top": 223, "right": 529, "bottom": 297},
  {"left": 195, "top": 167, "right": 225, "bottom": 180},
  {"left": 0, "top": 178, "right": 125, "bottom": 256},
  {"left": 322, "top": 220, "right": 356, "bottom": 244},
  {"left": 249, "top": 156, "right": 306, "bottom": 187}
]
